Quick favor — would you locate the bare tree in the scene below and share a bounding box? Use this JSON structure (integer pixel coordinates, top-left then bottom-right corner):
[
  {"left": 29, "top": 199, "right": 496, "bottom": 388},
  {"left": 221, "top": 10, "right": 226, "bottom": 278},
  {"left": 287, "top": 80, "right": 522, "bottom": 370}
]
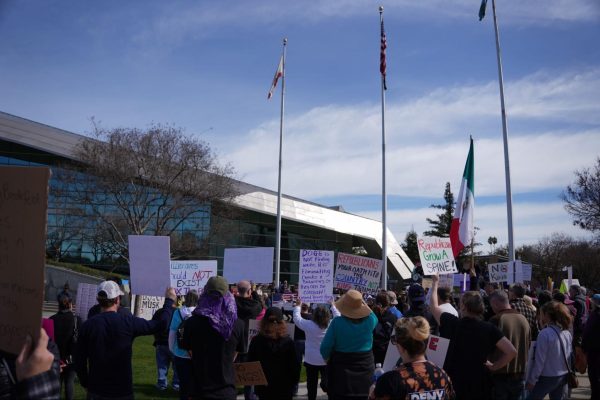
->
[
  {"left": 562, "top": 157, "right": 600, "bottom": 233},
  {"left": 69, "top": 122, "right": 237, "bottom": 264}
]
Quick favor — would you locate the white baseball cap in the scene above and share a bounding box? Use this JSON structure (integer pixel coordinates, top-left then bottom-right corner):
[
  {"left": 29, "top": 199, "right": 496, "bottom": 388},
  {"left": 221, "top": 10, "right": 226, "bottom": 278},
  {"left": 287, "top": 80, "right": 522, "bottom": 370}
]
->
[{"left": 97, "top": 281, "right": 124, "bottom": 300}]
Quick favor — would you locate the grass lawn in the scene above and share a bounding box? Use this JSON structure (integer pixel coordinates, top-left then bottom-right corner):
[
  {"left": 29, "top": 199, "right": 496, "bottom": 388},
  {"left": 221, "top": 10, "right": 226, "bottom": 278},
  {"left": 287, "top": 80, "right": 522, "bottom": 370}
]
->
[{"left": 72, "top": 335, "right": 307, "bottom": 399}]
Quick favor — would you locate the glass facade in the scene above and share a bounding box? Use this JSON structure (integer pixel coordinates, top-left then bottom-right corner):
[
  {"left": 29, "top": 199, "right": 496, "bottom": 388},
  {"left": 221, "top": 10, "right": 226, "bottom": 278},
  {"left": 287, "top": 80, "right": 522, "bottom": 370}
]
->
[{"left": 1, "top": 138, "right": 358, "bottom": 283}]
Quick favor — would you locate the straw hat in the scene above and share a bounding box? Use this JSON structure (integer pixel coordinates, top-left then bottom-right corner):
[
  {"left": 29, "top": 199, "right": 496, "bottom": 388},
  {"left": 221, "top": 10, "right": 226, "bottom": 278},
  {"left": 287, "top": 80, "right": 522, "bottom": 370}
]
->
[{"left": 335, "top": 289, "right": 372, "bottom": 319}]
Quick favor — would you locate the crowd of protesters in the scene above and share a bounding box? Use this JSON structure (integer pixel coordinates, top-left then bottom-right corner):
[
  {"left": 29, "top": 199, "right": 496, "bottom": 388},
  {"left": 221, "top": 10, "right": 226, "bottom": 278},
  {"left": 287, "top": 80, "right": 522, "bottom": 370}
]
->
[{"left": 1, "top": 268, "right": 599, "bottom": 400}]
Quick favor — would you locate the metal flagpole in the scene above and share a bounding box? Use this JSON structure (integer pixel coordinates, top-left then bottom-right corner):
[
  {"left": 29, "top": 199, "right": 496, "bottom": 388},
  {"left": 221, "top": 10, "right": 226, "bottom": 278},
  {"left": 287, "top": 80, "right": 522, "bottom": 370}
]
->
[
  {"left": 274, "top": 38, "right": 287, "bottom": 288},
  {"left": 379, "top": 6, "right": 388, "bottom": 290},
  {"left": 491, "top": 0, "right": 515, "bottom": 261}
]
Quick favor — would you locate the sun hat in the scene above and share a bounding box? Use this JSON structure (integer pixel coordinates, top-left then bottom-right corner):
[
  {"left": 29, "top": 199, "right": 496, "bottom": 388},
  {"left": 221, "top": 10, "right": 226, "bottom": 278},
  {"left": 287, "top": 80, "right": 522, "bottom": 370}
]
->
[
  {"left": 387, "top": 290, "right": 399, "bottom": 305},
  {"left": 334, "top": 289, "right": 372, "bottom": 319},
  {"left": 97, "top": 281, "right": 124, "bottom": 300},
  {"left": 408, "top": 284, "right": 426, "bottom": 303},
  {"left": 204, "top": 276, "right": 229, "bottom": 296}
]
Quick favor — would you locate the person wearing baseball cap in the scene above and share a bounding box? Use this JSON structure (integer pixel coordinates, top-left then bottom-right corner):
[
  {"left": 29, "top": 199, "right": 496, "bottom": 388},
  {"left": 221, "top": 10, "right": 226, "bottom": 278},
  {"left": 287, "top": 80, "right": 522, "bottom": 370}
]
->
[
  {"left": 75, "top": 282, "right": 177, "bottom": 400},
  {"left": 320, "top": 289, "right": 378, "bottom": 399},
  {"left": 87, "top": 276, "right": 132, "bottom": 319},
  {"left": 404, "top": 284, "right": 439, "bottom": 335}
]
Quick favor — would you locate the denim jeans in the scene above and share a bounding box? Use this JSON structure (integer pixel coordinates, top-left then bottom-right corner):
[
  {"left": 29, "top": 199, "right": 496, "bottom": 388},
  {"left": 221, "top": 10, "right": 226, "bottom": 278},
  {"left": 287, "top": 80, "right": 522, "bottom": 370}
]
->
[
  {"left": 155, "top": 344, "right": 179, "bottom": 389},
  {"left": 492, "top": 374, "right": 525, "bottom": 400},
  {"left": 526, "top": 374, "right": 568, "bottom": 400}
]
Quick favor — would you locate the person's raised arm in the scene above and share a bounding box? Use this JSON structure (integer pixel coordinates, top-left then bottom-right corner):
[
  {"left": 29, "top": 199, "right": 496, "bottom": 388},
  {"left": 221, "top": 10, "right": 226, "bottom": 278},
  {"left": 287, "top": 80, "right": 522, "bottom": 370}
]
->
[
  {"left": 485, "top": 337, "right": 517, "bottom": 372},
  {"left": 292, "top": 299, "right": 311, "bottom": 331},
  {"left": 430, "top": 274, "right": 443, "bottom": 325}
]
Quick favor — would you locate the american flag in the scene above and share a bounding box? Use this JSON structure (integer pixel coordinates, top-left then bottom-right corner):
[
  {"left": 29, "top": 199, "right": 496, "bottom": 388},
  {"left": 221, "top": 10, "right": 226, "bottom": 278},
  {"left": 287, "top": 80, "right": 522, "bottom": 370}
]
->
[
  {"left": 268, "top": 56, "right": 284, "bottom": 99},
  {"left": 380, "top": 19, "right": 387, "bottom": 91}
]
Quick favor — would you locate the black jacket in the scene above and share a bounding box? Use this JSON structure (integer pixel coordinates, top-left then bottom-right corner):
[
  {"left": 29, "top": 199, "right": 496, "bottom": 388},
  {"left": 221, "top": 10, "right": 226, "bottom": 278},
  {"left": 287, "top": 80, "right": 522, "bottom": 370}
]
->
[{"left": 50, "top": 310, "right": 82, "bottom": 361}]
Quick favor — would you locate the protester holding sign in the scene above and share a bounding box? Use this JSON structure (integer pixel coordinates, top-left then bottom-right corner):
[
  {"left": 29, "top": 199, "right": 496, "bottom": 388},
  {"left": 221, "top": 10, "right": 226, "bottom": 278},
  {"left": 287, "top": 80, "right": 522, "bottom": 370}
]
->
[
  {"left": 293, "top": 299, "right": 340, "bottom": 400},
  {"left": 369, "top": 317, "right": 455, "bottom": 400},
  {"left": 430, "top": 274, "right": 517, "bottom": 400},
  {"left": 248, "top": 307, "right": 299, "bottom": 400},
  {"left": 75, "top": 282, "right": 177, "bottom": 399},
  {"left": 320, "top": 289, "right": 377, "bottom": 400}
]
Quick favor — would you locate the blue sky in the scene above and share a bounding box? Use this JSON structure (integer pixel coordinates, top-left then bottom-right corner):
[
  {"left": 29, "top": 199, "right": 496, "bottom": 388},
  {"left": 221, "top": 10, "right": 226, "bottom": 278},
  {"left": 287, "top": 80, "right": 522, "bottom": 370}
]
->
[{"left": 1, "top": 0, "right": 599, "bottom": 250}]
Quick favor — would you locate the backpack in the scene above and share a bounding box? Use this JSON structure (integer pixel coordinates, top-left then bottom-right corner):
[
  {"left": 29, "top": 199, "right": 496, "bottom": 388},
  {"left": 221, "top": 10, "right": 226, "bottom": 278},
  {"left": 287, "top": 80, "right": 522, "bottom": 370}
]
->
[
  {"left": 176, "top": 310, "right": 190, "bottom": 350},
  {"left": 65, "top": 315, "right": 78, "bottom": 365}
]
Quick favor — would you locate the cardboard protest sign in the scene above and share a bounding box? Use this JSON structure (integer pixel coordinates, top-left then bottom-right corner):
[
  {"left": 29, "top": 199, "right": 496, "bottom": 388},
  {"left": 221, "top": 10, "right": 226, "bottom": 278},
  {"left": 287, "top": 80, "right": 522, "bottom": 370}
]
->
[
  {"left": 132, "top": 295, "right": 165, "bottom": 320},
  {"left": 75, "top": 283, "right": 99, "bottom": 322},
  {"left": 417, "top": 237, "right": 457, "bottom": 276},
  {"left": 334, "top": 252, "right": 382, "bottom": 295},
  {"left": 234, "top": 362, "right": 268, "bottom": 386},
  {"left": 0, "top": 166, "right": 50, "bottom": 354},
  {"left": 488, "top": 262, "right": 511, "bottom": 283},
  {"left": 299, "top": 250, "right": 334, "bottom": 303},
  {"left": 170, "top": 260, "right": 217, "bottom": 295},
  {"left": 129, "top": 235, "right": 171, "bottom": 296},
  {"left": 382, "top": 341, "right": 401, "bottom": 372},
  {"left": 224, "top": 247, "right": 274, "bottom": 284},
  {"left": 425, "top": 335, "right": 450, "bottom": 368}
]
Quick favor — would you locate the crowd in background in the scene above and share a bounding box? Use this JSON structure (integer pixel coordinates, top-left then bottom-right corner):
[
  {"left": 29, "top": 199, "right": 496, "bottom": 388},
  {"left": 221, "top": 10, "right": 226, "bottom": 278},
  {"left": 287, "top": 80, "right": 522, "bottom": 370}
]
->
[{"left": 1, "top": 268, "right": 599, "bottom": 400}]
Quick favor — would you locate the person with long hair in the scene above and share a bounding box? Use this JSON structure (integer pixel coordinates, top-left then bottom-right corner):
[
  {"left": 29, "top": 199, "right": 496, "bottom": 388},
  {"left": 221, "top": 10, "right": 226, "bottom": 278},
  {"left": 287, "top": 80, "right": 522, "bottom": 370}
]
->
[
  {"left": 248, "top": 307, "right": 299, "bottom": 400},
  {"left": 525, "top": 301, "right": 574, "bottom": 400},
  {"left": 320, "top": 289, "right": 378, "bottom": 400},
  {"left": 50, "top": 293, "right": 82, "bottom": 400},
  {"left": 583, "top": 293, "right": 600, "bottom": 399},
  {"left": 293, "top": 299, "right": 341, "bottom": 400},
  {"left": 168, "top": 289, "right": 199, "bottom": 400},
  {"left": 369, "top": 316, "right": 455, "bottom": 400}
]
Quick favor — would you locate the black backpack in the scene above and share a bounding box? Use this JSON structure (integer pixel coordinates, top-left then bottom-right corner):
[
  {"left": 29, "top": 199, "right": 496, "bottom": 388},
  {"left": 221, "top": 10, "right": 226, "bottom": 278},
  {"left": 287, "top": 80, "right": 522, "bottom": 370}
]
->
[{"left": 176, "top": 310, "right": 190, "bottom": 350}]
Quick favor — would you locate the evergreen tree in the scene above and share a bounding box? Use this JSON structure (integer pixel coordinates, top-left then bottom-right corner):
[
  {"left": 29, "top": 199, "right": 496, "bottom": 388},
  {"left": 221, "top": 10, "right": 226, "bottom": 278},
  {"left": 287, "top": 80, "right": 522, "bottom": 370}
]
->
[
  {"left": 423, "top": 182, "right": 454, "bottom": 237},
  {"left": 401, "top": 229, "right": 419, "bottom": 263}
]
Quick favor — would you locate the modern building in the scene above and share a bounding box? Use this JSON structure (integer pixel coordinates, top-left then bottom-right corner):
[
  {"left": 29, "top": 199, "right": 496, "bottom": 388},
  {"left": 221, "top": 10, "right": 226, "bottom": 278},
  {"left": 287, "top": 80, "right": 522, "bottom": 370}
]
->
[{"left": 0, "top": 111, "right": 414, "bottom": 285}]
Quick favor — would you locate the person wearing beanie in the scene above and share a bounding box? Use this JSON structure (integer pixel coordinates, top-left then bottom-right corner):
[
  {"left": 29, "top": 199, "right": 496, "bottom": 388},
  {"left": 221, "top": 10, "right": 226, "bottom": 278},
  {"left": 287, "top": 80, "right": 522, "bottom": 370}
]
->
[
  {"left": 405, "top": 284, "right": 439, "bottom": 335},
  {"left": 248, "top": 307, "right": 299, "bottom": 400}
]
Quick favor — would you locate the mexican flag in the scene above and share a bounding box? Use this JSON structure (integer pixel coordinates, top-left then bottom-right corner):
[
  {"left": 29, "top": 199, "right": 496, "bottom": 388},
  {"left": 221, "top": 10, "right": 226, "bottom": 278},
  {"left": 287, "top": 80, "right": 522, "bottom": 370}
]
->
[{"left": 450, "top": 138, "right": 474, "bottom": 257}]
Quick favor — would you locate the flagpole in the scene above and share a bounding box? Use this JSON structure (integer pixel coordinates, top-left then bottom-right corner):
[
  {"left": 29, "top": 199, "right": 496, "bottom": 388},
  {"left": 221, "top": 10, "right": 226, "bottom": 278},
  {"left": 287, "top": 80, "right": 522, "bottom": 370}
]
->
[
  {"left": 379, "top": 6, "right": 388, "bottom": 290},
  {"left": 491, "top": 0, "right": 515, "bottom": 261},
  {"left": 275, "top": 38, "right": 287, "bottom": 288}
]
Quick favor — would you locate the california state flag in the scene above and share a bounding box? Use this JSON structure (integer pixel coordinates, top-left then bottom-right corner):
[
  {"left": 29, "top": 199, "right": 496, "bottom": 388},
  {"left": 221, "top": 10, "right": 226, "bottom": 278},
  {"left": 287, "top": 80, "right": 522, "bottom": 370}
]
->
[{"left": 450, "top": 138, "right": 474, "bottom": 257}]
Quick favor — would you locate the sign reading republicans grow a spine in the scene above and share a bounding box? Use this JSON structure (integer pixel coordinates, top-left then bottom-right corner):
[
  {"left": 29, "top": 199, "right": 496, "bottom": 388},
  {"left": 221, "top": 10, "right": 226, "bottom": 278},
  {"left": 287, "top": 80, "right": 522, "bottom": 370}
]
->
[
  {"left": 299, "top": 250, "right": 334, "bottom": 303},
  {"left": 334, "top": 252, "right": 382, "bottom": 295},
  {"left": 417, "top": 237, "right": 458, "bottom": 276},
  {"left": 170, "top": 260, "right": 217, "bottom": 295}
]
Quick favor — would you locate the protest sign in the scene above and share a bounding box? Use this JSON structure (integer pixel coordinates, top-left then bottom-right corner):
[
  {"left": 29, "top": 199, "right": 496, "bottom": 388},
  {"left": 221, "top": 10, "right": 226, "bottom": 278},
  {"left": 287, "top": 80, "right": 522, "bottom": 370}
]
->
[
  {"left": 129, "top": 235, "right": 170, "bottom": 296},
  {"left": 488, "top": 262, "right": 511, "bottom": 283},
  {"left": 521, "top": 263, "right": 532, "bottom": 282},
  {"left": 132, "top": 295, "right": 165, "bottom": 320},
  {"left": 224, "top": 247, "right": 274, "bottom": 283},
  {"left": 0, "top": 166, "right": 50, "bottom": 354},
  {"left": 334, "top": 252, "right": 382, "bottom": 295},
  {"left": 439, "top": 274, "right": 454, "bottom": 288},
  {"left": 382, "top": 341, "right": 401, "bottom": 372},
  {"left": 170, "top": 260, "right": 217, "bottom": 295},
  {"left": 75, "top": 283, "right": 99, "bottom": 322},
  {"left": 417, "top": 237, "right": 457, "bottom": 275},
  {"left": 299, "top": 250, "right": 334, "bottom": 303},
  {"left": 425, "top": 335, "right": 450, "bottom": 368},
  {"left": 234, "top": 362, "right": 268, "bottom": 386},
  {"left": 560, "top": 278, "right": 580, "bottom": 294}
]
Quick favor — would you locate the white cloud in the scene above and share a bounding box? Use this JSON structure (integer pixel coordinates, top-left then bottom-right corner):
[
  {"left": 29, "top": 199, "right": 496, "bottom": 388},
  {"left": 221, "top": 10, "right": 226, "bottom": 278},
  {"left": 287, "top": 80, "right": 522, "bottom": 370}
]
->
[{"left": 221, "top": 67, "right": 600, "bottom": 199}]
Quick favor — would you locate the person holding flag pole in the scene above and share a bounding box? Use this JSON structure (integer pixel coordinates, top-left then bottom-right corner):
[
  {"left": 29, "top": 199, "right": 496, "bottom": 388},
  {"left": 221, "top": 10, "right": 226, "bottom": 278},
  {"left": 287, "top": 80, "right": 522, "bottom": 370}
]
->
[
  {"left": 479, "top": 0, "right": 516, "bottom": 262},
  {"left": 268, "top": 38, "right": 286, "bottom": 289}
]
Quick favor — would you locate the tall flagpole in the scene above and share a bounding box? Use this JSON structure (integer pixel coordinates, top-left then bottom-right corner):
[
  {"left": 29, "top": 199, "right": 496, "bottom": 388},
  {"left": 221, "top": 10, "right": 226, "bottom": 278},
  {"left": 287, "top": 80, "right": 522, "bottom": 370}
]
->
[
  {"left": 379, "top": 6, "right": 388, "bottom": 290},
  {"left": 490, "top": 0, "right": 515, "bottom": 261},
  {"left": 274, "top": 38, "right": 287, "bottom": 288}
]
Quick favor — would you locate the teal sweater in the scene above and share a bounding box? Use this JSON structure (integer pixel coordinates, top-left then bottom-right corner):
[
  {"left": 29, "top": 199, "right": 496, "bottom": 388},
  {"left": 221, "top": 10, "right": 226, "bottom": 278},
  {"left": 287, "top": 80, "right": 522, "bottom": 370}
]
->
[{"left": 320, "top": 312, "right": 378, "bottom": 360}]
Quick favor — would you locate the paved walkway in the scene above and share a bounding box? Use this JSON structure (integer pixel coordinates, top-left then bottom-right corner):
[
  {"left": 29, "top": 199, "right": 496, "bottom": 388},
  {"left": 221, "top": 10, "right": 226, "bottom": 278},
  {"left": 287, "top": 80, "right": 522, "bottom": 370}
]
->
[{"left": 237, "top": 373, "right": 592, "bottom": 399}]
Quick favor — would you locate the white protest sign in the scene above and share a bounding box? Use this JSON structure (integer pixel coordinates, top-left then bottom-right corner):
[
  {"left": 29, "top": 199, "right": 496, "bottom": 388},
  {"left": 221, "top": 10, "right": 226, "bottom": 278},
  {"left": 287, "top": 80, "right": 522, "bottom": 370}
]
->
[
  {"left": 383, "top": 341, "right": 401, "bottom": 372},
  {"left": 129, "top": 235, "right": 171, "bottom": 296},
  {"left": 425, "top": 335, "right": 450, "bottom": 368},
  {"left": 224, "top": 247, "right": 274, "bottom": 284},
  {"left": 417, "top": 237, "right": 458, "bottom": 275},
  {"left": 488, "top": 262, "right": 511, "bottom": 283},
  {"left": 521, "top": 263, "right": 532, "bottom": 282},
  {"left": 334, "top": 252, "right": 382, "bottom": 295},
  {"left": 170, "top": 260, "right": 217, "bottom": 296},
  {"left": 132, "top": 295, "right": 165, "bottom": 320},
  {"left": 299, "top": 250, "right": 334, "bottom": 303},
  {"left": 75, "top": 283, "right": 99, "bottom": 322}
]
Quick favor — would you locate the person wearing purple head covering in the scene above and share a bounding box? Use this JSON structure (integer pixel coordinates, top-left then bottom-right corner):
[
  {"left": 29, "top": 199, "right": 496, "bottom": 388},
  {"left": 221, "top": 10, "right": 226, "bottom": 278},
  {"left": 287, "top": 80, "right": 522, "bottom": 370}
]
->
[{"left": 181, "top": 276, "right": 245, "bottom": 400}]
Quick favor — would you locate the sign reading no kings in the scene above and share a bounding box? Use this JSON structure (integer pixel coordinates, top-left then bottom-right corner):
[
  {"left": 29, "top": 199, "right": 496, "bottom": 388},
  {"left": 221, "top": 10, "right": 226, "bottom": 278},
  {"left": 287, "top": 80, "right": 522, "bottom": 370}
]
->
[
  {"left": 417, "top": 237, "right": 458, "bottom": 276},
  {"left": 334, "top": 252, "right": 382, "bottom": 295}
]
